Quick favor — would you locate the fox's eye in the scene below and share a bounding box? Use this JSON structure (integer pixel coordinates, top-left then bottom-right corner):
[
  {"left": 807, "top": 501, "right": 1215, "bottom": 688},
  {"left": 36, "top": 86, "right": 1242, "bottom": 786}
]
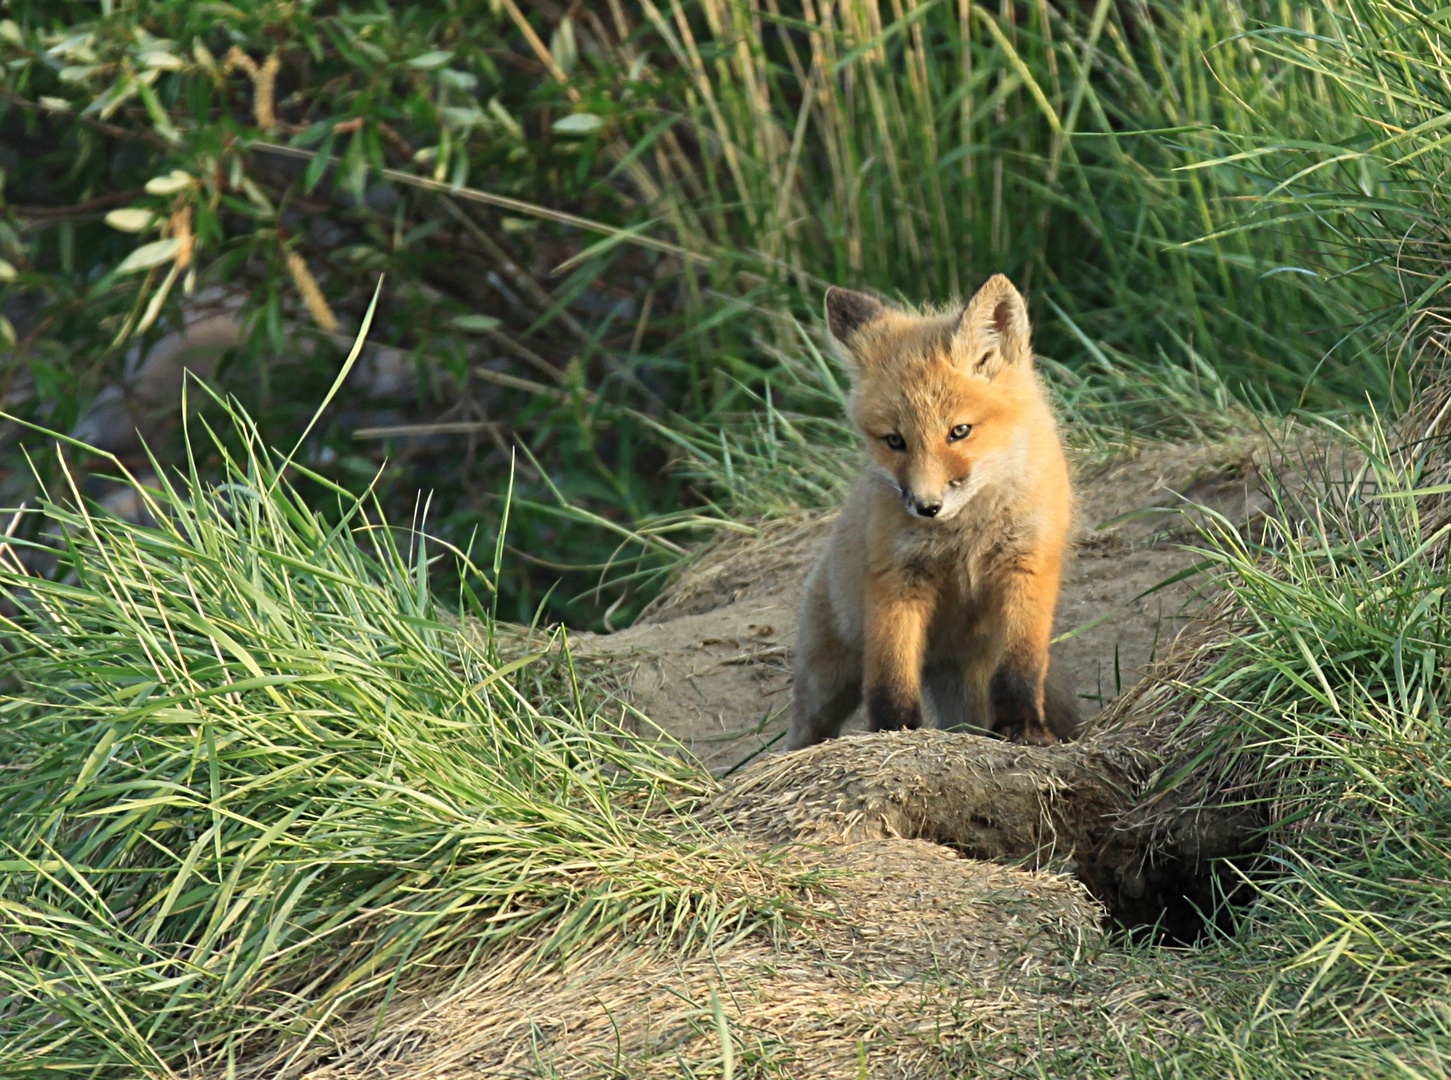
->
[
  {"left": 884, "top": 433, "right": 906, "bottom": 451},
  {"left": 949, "top": 424, "right": 973, "bottom": 441}
]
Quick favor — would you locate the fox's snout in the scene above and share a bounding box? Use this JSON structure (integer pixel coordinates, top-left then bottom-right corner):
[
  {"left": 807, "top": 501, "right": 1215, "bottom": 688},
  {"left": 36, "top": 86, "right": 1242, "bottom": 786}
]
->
[
  {"left": 905, "top": 492, "right": 941, "bottom": 518},
  {"left": 901, "top": 470, "right": 968, "bottom": 520}
]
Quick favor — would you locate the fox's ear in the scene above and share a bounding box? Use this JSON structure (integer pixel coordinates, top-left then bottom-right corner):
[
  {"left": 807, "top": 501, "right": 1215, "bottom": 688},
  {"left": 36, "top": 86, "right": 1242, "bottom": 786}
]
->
[
  {"left": 824, "top": 287, "right": 887, "bottom": 348},
  {"left": 953, "top": 274, "right": 1031, "bottom": 378}
]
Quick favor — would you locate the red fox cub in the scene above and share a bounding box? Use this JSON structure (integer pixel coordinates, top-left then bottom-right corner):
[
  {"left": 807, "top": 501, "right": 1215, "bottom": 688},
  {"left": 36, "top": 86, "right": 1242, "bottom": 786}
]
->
[{"left": 788, "top": 274, "right": 1077, "bottom": 750}]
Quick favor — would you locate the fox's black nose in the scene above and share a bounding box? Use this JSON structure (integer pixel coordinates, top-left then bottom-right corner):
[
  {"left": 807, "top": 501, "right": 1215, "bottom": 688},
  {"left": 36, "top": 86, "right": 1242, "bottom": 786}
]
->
[{"left": 915, "top": 501, "right": 940, "bottom": 518}]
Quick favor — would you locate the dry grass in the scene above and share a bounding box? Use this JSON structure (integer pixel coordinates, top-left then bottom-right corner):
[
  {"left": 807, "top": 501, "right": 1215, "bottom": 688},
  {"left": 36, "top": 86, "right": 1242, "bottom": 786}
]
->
[
  {"left": 635, "top": 512, "right": 836, "bottom": 625},
  {"left": 713, "top": 728, "right": 1139, "bottom": 864},
  {"left": 290, "top": 840, "right": 1103, "bottom": 1080}
]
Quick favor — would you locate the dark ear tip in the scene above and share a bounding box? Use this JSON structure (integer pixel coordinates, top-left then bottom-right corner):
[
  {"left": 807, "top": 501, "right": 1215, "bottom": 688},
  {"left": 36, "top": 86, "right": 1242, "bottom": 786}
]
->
[
  {"left": 968, "top": 273, "right": 1027, "bottom": 327},
  {"left": 825, "top": 286, "right": 887, "bottom": 340}
]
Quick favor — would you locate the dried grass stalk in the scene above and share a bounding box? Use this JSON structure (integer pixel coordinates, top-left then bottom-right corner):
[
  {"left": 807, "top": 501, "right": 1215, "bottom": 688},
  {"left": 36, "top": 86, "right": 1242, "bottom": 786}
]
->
[{"left": 285, "top": 249, "right": 339, "bottom": 332}]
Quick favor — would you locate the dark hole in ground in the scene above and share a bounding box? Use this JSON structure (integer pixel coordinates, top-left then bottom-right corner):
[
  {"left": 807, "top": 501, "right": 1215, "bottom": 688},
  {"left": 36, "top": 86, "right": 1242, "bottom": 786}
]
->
[{"left": 1080, "top": 802, "right": 1270, "bottom": 945}]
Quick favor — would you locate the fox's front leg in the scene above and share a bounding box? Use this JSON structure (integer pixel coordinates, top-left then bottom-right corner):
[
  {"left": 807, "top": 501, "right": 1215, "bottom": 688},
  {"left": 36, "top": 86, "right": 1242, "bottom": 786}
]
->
[
  {"left": 789, "top": 563, "right": 863, "bottom": 751},
  {"left": 863, "top": 575, "right": 933, "bottom": 732},
  {"left": 989, "top": 565, "right": 1060, "bottom": 746}
]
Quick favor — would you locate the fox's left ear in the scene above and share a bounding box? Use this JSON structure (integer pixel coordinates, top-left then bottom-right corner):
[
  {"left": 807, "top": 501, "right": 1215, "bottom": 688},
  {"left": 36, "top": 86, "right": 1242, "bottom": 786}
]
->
[{"left": 952, "top": 274, "right": 1031, "bottom": 378}]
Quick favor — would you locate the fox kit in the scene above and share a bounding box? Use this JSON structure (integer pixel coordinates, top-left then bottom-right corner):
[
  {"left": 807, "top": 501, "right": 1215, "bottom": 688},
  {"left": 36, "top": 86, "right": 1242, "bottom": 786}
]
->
[{"left": 788, "top": 274, "right": 1077, "bottom": 750}]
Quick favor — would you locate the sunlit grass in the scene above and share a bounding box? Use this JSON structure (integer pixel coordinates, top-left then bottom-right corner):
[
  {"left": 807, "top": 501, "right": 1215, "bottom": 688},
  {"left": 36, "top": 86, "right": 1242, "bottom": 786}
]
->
[{"left": 0, "top": 383, "right": 806, "bottom": 1077}]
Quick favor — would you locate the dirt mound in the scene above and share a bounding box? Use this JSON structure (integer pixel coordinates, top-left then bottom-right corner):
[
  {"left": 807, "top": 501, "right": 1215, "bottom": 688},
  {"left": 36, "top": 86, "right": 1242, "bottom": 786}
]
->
[
  {"left": 575, "top": 437, "right": 1281, "bottom": 771},
  {"left": 299, "top": 841, "right": 1103, "bottom": 1079},
  {"left": 715, "top": 726, "right": 1139, "bottom": 864}
]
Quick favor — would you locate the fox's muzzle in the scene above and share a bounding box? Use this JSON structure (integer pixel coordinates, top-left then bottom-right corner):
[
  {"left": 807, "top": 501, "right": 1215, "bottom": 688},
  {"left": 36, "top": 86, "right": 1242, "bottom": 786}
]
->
[
  {"left": 902, "top": 468, "right": 972, "bottom": 520},
  {"left": 904, "top": 492, "right": 942, "bottom": 518}
]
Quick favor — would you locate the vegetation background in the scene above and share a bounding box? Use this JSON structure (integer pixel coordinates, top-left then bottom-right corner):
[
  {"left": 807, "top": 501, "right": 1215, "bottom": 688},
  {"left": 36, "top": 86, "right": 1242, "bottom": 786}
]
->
[
  {"left": 3, "top": 0, "right": 1451, "bottom": 1076},
  {"left": 2, "top": 0, "right": 1434, "bottom": 630}
]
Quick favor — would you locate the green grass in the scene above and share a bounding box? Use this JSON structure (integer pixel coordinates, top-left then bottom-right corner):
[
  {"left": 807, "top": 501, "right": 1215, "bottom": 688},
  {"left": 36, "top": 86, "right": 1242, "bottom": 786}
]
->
[
  {"left": 1138, "top": 415, "right": 1451, "bottom": 1077},
  {"left": 0, "top": 388, "right": 807, "bottom": 1076},
  {"left": 627, "top": 0, "right": 1395, "bottom": 398}
]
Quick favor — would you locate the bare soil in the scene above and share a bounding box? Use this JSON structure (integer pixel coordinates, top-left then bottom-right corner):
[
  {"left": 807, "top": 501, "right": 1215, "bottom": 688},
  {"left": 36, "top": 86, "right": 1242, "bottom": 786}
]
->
[{"left": 573, "top": 437, "right": 1281, "bottom": 771}]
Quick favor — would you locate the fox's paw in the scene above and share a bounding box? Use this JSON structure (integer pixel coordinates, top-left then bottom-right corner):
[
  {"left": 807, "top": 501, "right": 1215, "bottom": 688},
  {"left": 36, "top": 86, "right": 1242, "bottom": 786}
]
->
[
  {"left": 866, "top": 686, "right": 924, "bottom": 733},
  {"left": 1014, "top": 724, "right": 1059, "bottom": 747}
]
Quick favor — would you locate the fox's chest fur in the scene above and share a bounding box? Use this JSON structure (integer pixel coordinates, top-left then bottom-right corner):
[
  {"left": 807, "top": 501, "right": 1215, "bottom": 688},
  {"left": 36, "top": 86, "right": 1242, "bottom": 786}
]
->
[
  {"left": 876, "top": 436, "right": 1046, "bottom": 581},
  {"left": 894, "top": 499, "right": 1036, "bottom": 601},
  {"left": 841, "top": 440, "right": 1064, "bottom": 646}
]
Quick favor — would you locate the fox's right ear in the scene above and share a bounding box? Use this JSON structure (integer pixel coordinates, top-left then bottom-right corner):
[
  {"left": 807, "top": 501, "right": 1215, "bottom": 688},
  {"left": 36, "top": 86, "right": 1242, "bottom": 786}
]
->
[{"left": 824, "top": 287, "right": 887, "bottom": 350}]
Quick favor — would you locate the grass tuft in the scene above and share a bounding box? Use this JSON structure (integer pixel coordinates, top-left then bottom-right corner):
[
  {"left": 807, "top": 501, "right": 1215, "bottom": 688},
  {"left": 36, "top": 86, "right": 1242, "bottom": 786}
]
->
[{"left": 0, "top": 388, "right": 804, "bottom": 1077}]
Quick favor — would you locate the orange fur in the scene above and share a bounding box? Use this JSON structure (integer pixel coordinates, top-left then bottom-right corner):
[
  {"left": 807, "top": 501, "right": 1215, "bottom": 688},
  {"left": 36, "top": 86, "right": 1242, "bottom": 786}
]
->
[{"left": 788, "top": 275, "right": 1077, "bottom": 750}]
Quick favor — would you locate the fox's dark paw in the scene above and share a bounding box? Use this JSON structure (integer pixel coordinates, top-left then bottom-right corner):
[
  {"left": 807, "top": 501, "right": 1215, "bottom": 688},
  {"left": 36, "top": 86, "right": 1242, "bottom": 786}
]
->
[
  {"left": 1014, "top": 724, "right": 1059, "bottom": 747},
  {"left": 865, "top": 686, "right": 923, "bottom": 733}
]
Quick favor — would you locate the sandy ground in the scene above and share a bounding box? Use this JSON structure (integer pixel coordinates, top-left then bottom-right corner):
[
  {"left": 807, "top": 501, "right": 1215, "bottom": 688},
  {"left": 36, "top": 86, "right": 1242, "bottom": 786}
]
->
[{"left": 573, "top": 437, "right": 1281, "bottom": 772}]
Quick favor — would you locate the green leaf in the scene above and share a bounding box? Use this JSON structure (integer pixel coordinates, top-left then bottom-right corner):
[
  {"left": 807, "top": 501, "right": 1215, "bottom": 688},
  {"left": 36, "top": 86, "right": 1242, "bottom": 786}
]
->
[
  {"left": 144, "top": 170, "right": 193, "bottom": 195},
  {"left": 115, "top": 238, "right": 180, "bottom": 274},
  {"left": 407, "top": 50, "right": 454, "bottom": 69},
  {"left": 439, "top": 69, "right": 477, "bottom": 91},
  {"left": 139, "top": 50, "right": 184, "bottom": 71},
  {"left": 104, "top": 208, "right": 157, "bottom": 233},
  {"left": 552, "top": 113, "right": 604, "bottom": 136},
  {"left": 442, "top": 105, "right": 486, "bottom": 128},
  {"left": 449, "top": 314, "right": 501, "bottom": 333},
  {"left": 304, "top": 132, "right": 337, "bottom": 193}
]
